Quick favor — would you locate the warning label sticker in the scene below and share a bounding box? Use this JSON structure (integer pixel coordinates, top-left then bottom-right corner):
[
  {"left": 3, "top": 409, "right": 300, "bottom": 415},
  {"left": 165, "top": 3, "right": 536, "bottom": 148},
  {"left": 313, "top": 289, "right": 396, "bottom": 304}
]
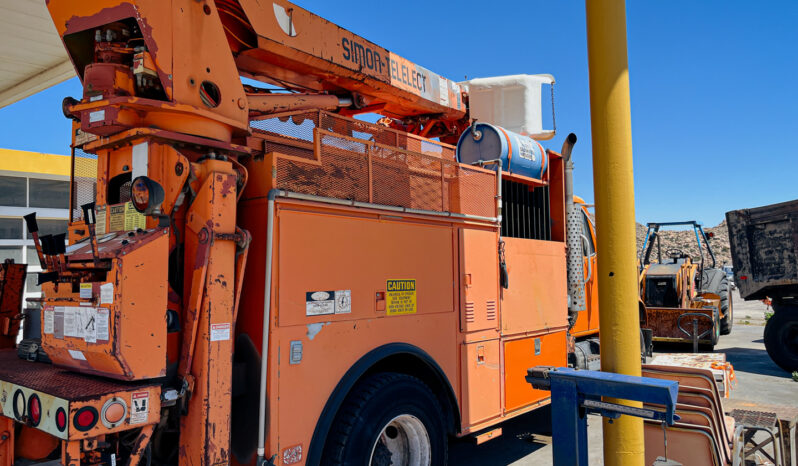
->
[
  {"left": 107, "top": 202, "right": 146, "bottom": 232},
  {"left": 130, "top": 391, "right": 149, "bottom": 424},
  {"left": 43, "top": 308, "right": 54, "bottom": 334},
  {"left": 95, "top": 205, "right": 107, "bottom": 235},
  {"left": 124, "top": 202, "right": 146, "bottom": 231},
  {"left": 210, "top": 323, "right": 231, "bottom": 342},
  {"left": 108, "top": 204, "right": 126, "bottom": 232},
  {"left": 306, "top": 291, "right": 335, "bottom": 316},
  {"left": 79, "top": 283, "right": 93, "bottom": 299},
  {"left": 334, "top": 290, "right": 351, "bottom": 314},
  {"left": 386, "top": 279, "right": 417, "bottom": 315},
  {"left": 95, "top": 308, "right": 110, "bottom": 342}
]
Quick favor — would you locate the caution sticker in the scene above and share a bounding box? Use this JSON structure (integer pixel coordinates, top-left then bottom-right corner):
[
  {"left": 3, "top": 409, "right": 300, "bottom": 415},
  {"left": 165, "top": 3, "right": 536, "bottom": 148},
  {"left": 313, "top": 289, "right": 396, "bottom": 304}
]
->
[
  {"left": 108, "top": 204, "right": 126, "bottom": 232},
  {"left": 124, "top": 202, "right": 146, "bottom": 230},
  {"left": 79, "top": 283, "right": 93, "bottom": 299},
  {"left": 210, "top": 323, "right": 231, "bottom": 342},
  {"left": 386, "top": 279, "right": 417, "bottom": 315},
  {"left": 130, "top": 391, "right": 149, "bottom": 424},
  {"left": 107, "top": 202, "right": 146, "bottom": 232}
]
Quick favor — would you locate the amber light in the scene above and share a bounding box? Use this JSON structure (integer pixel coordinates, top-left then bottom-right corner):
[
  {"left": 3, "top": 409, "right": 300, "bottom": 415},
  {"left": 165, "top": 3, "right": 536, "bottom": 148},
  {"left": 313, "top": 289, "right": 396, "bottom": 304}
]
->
[
  {"left": 131, "top": 177, "right": 151, "bottom": 212},
  {"left": 129, "top": 176, "right": 165, "bottom": 215},
  {"left": 101, "top": 398, "right": 128, "bottom": 428},
  {"left": 27, "top": 394, "right": 41, "bottom": 426}
]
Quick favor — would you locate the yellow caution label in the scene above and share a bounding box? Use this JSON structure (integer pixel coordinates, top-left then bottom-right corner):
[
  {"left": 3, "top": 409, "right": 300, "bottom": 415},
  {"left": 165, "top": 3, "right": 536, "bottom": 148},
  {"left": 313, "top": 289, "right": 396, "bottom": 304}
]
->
[
  {"left": 107, "top": 202, "right": 146, "bottom": 232},
  {"left": 386, "top": 279, "right": 416, "bottom": 315},
  {"left": 124, "top": 202, "right": 146, "bottom": 231},
  {"left": 108, "top": 204, "right": 125, "bottom": 232}
]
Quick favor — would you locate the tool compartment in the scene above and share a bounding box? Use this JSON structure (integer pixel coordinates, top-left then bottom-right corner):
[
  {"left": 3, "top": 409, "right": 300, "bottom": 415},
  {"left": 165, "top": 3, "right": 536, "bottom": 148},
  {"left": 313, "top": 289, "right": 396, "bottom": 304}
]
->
[{"left": 41, "top": 228, "right": 169, "bottom": 381}]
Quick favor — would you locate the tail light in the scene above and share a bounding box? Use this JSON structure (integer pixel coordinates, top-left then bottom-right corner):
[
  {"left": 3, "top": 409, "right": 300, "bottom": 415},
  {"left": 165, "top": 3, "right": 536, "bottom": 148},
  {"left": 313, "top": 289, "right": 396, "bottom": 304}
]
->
[
  {"left": 73, "top": 406, "right": 99, "bottom": 432},
  {"left": 55, "top": 407, "right": 67, "bottom": 432},
  {"left": 27, "top": 394, "right": 41, "bottom": 426},
  {"left": 101, "top": 398, "right": 128, "bottom": 429},
  {"left": 12, "top": 390, "right": 25, "bottom": 420}
]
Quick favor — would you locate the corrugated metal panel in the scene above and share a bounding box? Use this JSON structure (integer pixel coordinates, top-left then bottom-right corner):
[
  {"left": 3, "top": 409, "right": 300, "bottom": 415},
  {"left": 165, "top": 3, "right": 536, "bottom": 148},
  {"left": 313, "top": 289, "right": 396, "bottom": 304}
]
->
[{"left": 0, "top": 0, "right": 74, "bottom": 108}]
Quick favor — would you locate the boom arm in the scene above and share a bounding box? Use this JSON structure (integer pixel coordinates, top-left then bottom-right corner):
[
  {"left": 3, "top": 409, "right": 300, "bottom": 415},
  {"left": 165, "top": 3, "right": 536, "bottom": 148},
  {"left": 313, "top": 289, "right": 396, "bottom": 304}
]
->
[
  {"left": 227, "top": 0, "right": 467, "bottom": 121},
  {"left": 50, "top": 0, "right": 469, "bottom": 145}
]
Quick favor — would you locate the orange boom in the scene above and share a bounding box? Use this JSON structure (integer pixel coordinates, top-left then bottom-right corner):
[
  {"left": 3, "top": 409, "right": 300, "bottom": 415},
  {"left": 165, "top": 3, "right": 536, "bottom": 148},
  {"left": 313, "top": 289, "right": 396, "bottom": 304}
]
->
[{"left": 0, "top": 1, "right": 600, "bottom": 465}]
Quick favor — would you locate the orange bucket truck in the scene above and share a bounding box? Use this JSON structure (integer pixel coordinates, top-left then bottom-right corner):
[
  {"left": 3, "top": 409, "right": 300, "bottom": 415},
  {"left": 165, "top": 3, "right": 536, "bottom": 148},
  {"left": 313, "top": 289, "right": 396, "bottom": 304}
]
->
[{"left": 0, "top": 1, "right": 601, "bottom": 465}]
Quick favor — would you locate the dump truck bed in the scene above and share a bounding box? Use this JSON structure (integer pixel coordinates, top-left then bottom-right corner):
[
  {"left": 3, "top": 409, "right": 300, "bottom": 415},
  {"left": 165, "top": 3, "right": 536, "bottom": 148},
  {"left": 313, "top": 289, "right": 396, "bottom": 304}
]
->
[{"left": 726, "top": 199, "right": 798, "bottom": 300}]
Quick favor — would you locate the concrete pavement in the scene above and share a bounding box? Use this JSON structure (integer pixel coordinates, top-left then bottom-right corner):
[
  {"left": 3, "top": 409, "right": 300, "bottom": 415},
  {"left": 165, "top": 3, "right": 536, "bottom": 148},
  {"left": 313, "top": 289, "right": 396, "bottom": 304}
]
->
[{"left": 449, "top": 290, "right": 798, "bottom": 464}]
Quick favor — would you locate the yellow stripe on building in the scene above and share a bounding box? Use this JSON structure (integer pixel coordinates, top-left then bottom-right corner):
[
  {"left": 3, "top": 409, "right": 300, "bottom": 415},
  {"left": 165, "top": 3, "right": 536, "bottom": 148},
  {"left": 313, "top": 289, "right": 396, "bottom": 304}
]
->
[{"left": 0, "top": 149, "right": 72, "bottom": 177}]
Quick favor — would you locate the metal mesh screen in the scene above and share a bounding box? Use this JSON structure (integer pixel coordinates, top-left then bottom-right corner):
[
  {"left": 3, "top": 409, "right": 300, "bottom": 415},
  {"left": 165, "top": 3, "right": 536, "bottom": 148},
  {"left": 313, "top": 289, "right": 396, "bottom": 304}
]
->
[
  {"left": 250, "top": 111, "right": 319, "bottom": 160},
  {"left": 252, "top": 111, "right": 493, "bottom": 218},
  {"left": 250, "top": 110, "right": 456, "bottom": 161},
  {"left": 71, "top": 148, "right": 98, "bottom": 222}
]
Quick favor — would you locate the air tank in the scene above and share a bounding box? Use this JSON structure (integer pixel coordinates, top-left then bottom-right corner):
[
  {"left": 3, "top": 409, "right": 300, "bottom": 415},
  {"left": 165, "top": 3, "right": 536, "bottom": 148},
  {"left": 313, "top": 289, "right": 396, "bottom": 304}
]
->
[{"left": 456, "top": 123, "right": 547, "bottom": 179}]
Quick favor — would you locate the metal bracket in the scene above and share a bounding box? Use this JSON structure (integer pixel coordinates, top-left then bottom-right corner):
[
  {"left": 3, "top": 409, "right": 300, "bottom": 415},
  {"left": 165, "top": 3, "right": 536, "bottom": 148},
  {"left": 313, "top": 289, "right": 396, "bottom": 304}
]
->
[{"left": 676, "top": 311, "right": 715, "bottom": 353}]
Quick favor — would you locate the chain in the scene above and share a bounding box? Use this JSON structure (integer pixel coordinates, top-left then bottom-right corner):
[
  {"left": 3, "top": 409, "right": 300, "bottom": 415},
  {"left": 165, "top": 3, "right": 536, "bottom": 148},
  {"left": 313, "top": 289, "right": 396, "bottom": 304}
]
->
[{"left": 550, "top": 84, "right": 556, "bottom": 134}]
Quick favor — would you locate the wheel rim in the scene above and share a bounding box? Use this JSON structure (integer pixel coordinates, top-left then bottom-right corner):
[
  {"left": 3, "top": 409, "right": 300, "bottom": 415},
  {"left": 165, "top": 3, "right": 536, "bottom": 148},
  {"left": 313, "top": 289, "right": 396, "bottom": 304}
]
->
[{"left": 369, "top": 414, "right": 431, "bottom": 466}]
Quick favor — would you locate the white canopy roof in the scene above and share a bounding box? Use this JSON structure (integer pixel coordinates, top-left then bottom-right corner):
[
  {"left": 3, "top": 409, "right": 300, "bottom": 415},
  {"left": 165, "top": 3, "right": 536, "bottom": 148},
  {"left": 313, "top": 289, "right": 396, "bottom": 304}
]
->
[{"left": 0, "top": 0, "right": 74, "bottom": 108}]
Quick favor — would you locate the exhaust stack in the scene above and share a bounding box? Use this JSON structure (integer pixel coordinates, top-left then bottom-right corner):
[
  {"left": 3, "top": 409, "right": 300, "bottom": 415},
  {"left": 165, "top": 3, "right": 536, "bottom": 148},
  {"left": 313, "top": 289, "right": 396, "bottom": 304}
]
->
[{"left": 562, "top": 133, "right": 587, "bottom": 325}]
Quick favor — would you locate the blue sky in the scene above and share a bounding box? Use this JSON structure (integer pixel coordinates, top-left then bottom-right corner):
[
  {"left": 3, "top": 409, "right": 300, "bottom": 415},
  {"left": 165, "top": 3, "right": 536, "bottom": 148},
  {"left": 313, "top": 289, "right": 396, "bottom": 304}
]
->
[{"left": 1, "top": 1, "right": 795, "bottom": 225}]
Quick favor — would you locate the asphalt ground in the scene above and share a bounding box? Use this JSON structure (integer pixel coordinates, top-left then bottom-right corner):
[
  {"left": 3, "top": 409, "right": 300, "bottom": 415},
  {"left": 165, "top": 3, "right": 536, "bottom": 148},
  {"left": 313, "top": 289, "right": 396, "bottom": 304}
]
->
[{"left": 449, "top": 289, "right": 798, "bottom": 465}]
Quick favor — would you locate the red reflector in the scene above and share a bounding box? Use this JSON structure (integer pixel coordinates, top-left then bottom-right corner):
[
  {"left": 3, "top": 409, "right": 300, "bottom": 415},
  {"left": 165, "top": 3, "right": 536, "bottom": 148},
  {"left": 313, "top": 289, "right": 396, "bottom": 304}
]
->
[
  {"left": 55, "top": 408, "right": 67, "bottom": 432},
  {"left": 740, "top": 275, "right": 747, "bottom": 280},
  {"left": 77, "top": 410, "right": 94, "bottom": 426},
  {"left": 28, "top": 395, "right": 41, "bottom": 426},
  {"left": 73, "top": 406, "right": 99, "bottom": 431}
]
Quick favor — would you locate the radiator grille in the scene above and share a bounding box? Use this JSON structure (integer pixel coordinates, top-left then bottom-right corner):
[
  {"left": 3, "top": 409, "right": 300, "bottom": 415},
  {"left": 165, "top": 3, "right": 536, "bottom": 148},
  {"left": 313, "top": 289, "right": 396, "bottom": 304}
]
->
[{"left": 501, "top": 179, "right": 550, "bottom": 240}]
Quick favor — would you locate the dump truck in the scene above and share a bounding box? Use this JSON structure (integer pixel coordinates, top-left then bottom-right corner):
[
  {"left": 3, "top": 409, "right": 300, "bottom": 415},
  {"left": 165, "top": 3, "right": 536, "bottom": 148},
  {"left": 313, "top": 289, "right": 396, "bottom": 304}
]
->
[
  {"left": 727, "top": 199, "right": 798, "bottom": 372},
  {"left": 0, "top": 1, "right": 610, "bottom": 465},
  {"left": 638, "top": 221, "right": 732, "bottom": 350}
]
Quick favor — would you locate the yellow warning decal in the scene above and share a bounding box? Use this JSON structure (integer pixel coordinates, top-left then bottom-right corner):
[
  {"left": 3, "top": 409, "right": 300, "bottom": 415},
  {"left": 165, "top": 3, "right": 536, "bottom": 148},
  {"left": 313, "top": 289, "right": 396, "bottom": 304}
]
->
[
  {"left": 386, "top": 279, "right": 416, "bottom": 315},
  {"left": 123, "top": 202, "right": 146, "bottom": 231},
  {"left": 107, "top": 202, "right": 146, "bottom": 232}
]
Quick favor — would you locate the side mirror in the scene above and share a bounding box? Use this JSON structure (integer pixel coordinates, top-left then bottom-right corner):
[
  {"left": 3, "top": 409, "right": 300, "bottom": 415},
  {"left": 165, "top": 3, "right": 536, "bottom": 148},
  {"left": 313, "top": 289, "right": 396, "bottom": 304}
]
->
[{"left": 130, "top": 176, "right": 165, "bottom": 216}]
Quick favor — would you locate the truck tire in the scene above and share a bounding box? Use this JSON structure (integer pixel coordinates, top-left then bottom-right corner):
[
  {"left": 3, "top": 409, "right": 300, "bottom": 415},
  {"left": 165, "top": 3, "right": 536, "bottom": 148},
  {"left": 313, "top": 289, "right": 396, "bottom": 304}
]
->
[
  {"left": 718, "top": 276, "right": 733, "bottom": 335},
  {"left": 764, "top": 308, "right": 798, "bottom": 372},
  {"left": 699, "top": 309, "right": 720, "bottom": 351},
  {"left": 322, "top": 372, "right": 448, "bottom": 466},
  {"left": 702, "top": 269, "right": 732, "bottom": 335}
]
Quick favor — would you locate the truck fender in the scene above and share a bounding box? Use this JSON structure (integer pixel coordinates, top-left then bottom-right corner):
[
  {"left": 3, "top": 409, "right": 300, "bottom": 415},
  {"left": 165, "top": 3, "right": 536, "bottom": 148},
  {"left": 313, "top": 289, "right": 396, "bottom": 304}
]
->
[{"left": 306, "top": 343, "right": 458, "bottom": 465}]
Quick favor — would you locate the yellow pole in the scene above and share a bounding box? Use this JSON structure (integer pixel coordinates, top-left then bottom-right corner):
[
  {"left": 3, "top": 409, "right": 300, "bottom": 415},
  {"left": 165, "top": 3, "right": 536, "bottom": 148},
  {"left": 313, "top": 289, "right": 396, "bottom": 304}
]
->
[{"left": 585, "top": 1, "right": 644, "bottom": 465}]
